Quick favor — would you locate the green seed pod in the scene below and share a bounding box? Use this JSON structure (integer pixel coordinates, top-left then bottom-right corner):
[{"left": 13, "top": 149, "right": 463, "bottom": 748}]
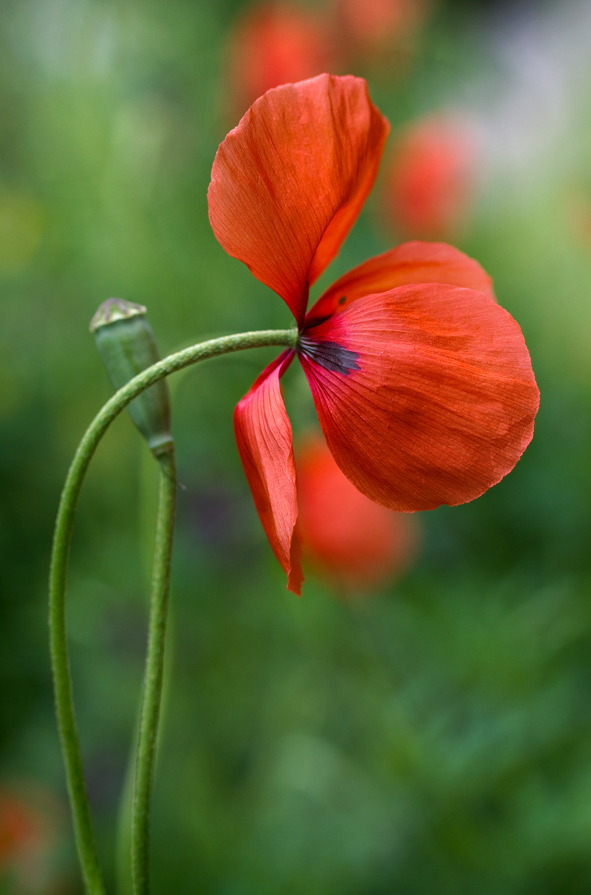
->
[{"left": 90, "top": 298, "right": 173, "bottom": 458}]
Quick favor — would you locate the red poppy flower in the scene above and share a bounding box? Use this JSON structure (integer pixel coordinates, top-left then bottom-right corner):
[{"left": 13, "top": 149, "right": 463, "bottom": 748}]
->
[
  {"left": 297, "top": 432, "right": 419, "bottom": 591},
  {"left": 208, "top": 74, "right": 539, "bottom": 596}
]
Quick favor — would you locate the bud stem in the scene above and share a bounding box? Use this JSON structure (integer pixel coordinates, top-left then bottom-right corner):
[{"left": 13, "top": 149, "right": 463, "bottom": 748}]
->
[{"left": 48, "top": 328, "right": 297, "bottom": 895}]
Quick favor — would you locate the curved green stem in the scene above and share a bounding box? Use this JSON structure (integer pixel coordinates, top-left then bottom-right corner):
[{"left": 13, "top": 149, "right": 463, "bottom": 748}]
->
[
  {"left": 132, "top": 448, "right": 177, "bottom": 895},
  {"left": 48, "top": 328, "right": 297, "bottom": 894}
]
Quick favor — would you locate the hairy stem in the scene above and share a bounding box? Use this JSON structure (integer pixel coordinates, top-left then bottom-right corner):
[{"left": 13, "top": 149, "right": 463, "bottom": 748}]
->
[
  {"left": 132, "top": 448, "right": 177, "bottom": 895},
  {"left": 48, "top": 328, "right": 297, "bottom": 893}
]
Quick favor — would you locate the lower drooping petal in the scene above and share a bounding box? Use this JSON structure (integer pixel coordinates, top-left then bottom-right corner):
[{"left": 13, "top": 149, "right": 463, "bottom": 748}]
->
[
  {"left": 233, "top": 351, "right": 303, "bottom": 594},
  {"left": 305, "top": 241, "right": 494, "bottom": 325},
  {"left": 299, "top": 284, "right": 539, "bottom": 512}
]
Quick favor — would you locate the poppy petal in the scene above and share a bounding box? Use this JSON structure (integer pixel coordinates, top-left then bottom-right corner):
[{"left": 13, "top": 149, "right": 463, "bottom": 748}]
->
[
  {"left": 306, "top": 241, "right": 494, "bottom": 324},
  {"left": 299, "top": 285, "right": 539, "bottom": 512},
  {"left": 208, "top": 73, "right": 389, "bottom": 326},
  {"left": 234, "top": 351, "right": 303, "bottom": 594}
]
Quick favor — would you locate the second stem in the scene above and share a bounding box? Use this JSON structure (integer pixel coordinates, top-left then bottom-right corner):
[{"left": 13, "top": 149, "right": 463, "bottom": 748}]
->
[{"left": 132, "top": 447, "right": 177, "bottom": 895}]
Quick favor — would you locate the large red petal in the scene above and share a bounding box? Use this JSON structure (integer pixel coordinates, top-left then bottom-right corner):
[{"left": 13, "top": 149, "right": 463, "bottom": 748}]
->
[
  {"left": 306, "top": 241, "right": 494, "bottom": 324},
  {"left": 208, "top": 73, "right": 389, "bottom": 326},
  {"left": 299, "top": 285, "right": 539, "bottom": 512},
  {"left": 234, "top": 351, "right": 303, "bottom": 594}
]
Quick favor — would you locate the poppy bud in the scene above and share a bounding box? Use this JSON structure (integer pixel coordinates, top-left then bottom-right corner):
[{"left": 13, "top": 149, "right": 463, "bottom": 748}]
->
[{"left": 90, "top": 298, "right": 173, "bottom": 458}]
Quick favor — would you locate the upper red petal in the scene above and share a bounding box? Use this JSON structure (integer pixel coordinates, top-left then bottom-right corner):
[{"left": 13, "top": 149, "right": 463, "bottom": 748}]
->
[
  {"left": 233, "top": 351, "right": 303, "bottom": 595},
  {"left": 208, "top": 73, "right": 389, "bottom": 326},
  {"left": 306, "top": 241, "right": 494, "bottom": 324},
  {"left": 299, "top": 285, "right": 539, "bottom": 512}
]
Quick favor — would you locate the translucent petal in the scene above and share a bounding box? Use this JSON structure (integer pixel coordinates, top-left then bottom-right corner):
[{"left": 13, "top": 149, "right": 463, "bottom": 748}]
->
[
  {"left": 209, "top": 74, "right": 389, "bottom": 325},
  {"left": 300, "top": 284, "right": 539, "bottom": 511},
  {"left": 306, "top": 241, "right": 494, "bottom": 325},
  {"left": 233, "top": 351, "right": 303, "bottom": 594}
]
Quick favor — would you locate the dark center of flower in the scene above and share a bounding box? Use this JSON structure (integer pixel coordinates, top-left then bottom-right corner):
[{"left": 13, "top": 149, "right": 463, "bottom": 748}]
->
[{"left": 297, "top": 336, "right": 360, "bottom": 375}]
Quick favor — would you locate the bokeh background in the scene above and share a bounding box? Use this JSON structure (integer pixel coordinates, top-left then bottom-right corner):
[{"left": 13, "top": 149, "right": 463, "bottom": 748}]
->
[{"left": 2, "top": 0, "right": 591, "bottom": 891}]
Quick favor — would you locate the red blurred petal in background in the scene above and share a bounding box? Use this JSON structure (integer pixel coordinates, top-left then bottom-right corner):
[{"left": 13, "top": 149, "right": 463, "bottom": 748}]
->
[
  {"left": 225, "top": 2, "right": 334, "bottom": 116},
  {"left": 383, "top": 115, "right": 478, "bottom": 240},
  {"left": 331, "top": 0, "right": 433, "bottom": 65},
  {"left": 0, "top": 793, "right": 38, "bottom": 867},
  {"left": 0, "top": 785, "right": 64, "bottom": 893},
  {"left": 296, "top": 433, "right": 419, "bottom": 592}
]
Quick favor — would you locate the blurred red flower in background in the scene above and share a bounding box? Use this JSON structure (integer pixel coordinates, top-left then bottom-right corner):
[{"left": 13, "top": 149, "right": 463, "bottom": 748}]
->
[
  {"left": 0, "top": 786, "right": 62, "bottom": 893},
  {"left": 0, "top": 792, "right": 38, "bottom": 867},
  {"left": 383, "top": 115, "right": 478, "bottom": 239},
  {"left": 332, "top": 0, "right": 433, "bottom": 65},
  {"left": 225, "top": 2, "right": 333, "bottom": 115},
  {"left": 208, "top": 74, "right": 539, "bottom": 596},
  {"left": 296, "top": 432, "right": 419, "bottom": 591}
]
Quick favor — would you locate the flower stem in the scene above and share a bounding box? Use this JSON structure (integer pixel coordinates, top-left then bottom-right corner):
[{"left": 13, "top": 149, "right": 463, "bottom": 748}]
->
[
  {"left": 48, "top": 328, "right": 297, "bottom": 894},
  {"left": 131, "top": 447, "right": 176, "bottom": 895}
]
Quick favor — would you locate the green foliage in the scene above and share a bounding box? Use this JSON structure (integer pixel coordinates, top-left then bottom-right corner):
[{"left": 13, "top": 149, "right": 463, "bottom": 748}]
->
[{"left": 2, "top": 0, "right": 591, "bottom": 892}]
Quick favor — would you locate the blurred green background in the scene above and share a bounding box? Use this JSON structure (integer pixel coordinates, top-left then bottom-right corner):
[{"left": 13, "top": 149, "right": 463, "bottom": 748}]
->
[{"left": 2, "top": 0, "right": 591, "bottom": 892}]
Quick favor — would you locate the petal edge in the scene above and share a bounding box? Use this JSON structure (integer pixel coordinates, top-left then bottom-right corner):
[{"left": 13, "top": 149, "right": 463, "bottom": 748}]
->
[{"left": 306, "top": 241, "right": 494, "bottom": 325}]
